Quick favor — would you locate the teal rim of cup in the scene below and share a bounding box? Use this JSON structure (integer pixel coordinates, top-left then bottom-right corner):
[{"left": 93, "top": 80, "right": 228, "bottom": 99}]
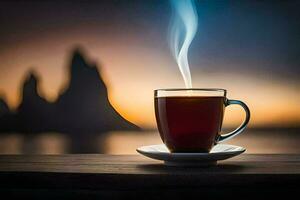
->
[{"left": 154, "top": 88, "right": 227, "bottom": 97}]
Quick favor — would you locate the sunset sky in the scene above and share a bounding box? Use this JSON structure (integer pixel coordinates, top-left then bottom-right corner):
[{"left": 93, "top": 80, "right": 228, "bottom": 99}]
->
[{"left": 0, "top": 0, "right": 299, "bottom": 129}]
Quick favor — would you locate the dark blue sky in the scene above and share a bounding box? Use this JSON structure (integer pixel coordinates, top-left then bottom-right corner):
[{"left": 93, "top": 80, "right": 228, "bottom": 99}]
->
[{"left": 191, "top": 0, "right": 300, "bottom": 77}]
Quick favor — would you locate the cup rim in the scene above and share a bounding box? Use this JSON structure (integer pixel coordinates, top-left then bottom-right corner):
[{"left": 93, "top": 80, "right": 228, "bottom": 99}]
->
[
  {"left": 154, "top": 88, "right": 227, "bottom": 97},
  {"left": 154, "top": 88, "right": 227, "bottom": 92}
]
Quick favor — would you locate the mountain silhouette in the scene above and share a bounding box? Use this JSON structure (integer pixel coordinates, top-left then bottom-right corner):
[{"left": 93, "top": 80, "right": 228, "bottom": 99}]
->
[
  {"left": 0, "top": 98, "right": 9, "bottom": 117},
  {"left": 0, "top": 48, "right": 140, "bottom": 134}
]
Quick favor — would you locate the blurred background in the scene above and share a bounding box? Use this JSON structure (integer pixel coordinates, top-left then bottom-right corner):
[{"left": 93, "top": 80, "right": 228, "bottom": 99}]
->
[{"left": 0, "top": 0, "right": 299, "bottom": 154}]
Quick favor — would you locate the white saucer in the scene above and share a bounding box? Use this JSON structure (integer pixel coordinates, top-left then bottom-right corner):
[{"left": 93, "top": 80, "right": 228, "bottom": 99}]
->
[{"left": 136, "top": 144, "right": 245, "bottom": 166}]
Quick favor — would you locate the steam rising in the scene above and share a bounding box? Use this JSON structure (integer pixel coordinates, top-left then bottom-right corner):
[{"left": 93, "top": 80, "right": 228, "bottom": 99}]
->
[{"left": 169, "top": 0, "right": 198, "bottom": 88}]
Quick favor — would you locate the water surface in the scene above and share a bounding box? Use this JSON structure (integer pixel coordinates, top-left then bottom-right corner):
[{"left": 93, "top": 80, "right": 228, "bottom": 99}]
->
[{"left": 0, "top": 129, "right": 299, "bottom": 154}]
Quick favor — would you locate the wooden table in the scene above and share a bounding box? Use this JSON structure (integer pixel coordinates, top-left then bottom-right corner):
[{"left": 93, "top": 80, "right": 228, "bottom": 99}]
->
[{"left": 0, "top": 154, "right": 299, "bottom": 199}]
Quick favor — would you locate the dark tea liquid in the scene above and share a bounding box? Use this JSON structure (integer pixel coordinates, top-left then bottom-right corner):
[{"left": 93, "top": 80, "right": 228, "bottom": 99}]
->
[{"left": 155, "top": 96, "right": 225, "bottom": 153}]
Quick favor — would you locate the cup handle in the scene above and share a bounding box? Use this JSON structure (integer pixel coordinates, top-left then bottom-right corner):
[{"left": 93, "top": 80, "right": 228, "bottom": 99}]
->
[{"left": 216, "top": 99, "right": 250, "bottom": 143}]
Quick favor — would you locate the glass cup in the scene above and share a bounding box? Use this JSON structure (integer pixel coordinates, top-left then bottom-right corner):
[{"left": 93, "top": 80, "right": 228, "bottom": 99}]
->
[{"left": 154, "top": 88, "right": 250, "bottom": 153}]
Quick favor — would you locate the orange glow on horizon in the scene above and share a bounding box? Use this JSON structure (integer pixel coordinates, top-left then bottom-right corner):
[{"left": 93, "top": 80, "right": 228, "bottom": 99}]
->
[{"left": 0, "top": 29, "right": 299, "bottom": 129}]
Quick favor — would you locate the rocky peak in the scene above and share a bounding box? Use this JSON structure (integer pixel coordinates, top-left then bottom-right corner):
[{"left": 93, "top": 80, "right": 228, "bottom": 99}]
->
[
  {"left": 22, "top": 71, "right": 40, "bottom": 101},
  {"left": 0, "top": 97, "right": 9, "bottom": 116}
]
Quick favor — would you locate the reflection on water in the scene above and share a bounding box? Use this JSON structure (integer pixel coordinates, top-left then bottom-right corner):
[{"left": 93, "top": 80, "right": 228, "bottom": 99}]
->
[
  {"left": 0, "top": 134, "right": 24, "bottom": 154},
  {"left": 0, "top": 133, "right": 70, "bottom": 154},
  {"left": 25, "top": 134, "right": 70, "bottom": 154},
  {"left": 0, "top": 129, "right": 299, "bottom": 154}
]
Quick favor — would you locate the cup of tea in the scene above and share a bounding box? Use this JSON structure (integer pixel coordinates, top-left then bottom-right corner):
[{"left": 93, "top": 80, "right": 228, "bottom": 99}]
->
[{"left": 154, "top": 88, "right": 250, "bottom": 153}]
